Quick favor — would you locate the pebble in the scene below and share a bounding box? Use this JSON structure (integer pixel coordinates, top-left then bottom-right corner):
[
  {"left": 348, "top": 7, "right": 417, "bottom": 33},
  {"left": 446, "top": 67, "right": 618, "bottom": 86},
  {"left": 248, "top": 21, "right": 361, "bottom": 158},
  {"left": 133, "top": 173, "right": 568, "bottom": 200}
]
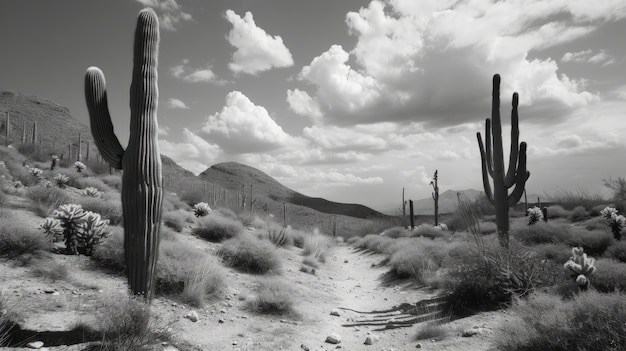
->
[
  {"left": 183, "top": 311, "right": 199, "bottom": 322},
  {"left": 325, "top": 333, "right": 342, "bottom": 344},
  {"left": 364, "top": 334, "right": 380, "bottom": 345},
  {"left": 330, "top": 309, "right": 341, "bottom": 316},
  {"left": 26, "top": 341, "right": 44, "bottom": 349},
  {"left": 462, "top": 326, "right": 483, "bottom": 337},
  {"left": 300, "top": 344, "right": 310, "bottom": 351},
  {"left": 218, "top": 318, "right": 225, "bottom": 323}
]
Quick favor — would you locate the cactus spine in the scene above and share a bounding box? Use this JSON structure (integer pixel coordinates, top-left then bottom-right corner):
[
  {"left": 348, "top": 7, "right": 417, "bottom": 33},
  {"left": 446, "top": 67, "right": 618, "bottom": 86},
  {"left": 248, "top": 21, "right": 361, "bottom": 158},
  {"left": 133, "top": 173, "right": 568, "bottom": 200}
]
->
[
  {"left": 477, "top": 74, "right": 530, "bottom": 248},
  {"left": 84, "top": 8, "right": 162, "bottom": 300},
  {"left": 431, "top": 170, "right": 439, "bottom": 226}
]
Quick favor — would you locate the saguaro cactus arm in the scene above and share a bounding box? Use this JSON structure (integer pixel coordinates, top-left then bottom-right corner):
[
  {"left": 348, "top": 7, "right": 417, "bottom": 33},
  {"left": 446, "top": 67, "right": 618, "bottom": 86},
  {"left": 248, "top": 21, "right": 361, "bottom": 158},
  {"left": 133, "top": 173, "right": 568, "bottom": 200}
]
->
[
  {"left": 85, "top": 68, "right": 125, "bottom": 169},
  {"left": 84, "top": 8, "right": 162, "bottom": 300}
]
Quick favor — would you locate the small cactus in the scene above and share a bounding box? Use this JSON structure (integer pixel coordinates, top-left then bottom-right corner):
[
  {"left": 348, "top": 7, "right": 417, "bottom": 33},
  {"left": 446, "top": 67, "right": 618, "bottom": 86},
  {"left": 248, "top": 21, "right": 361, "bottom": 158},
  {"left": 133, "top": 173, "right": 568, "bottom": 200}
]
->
[
  {"left": 44, "top": 204, "right": 109, "bottom": 255},
  {"left": 52, "top": 204, "right": 87, "bottom": 255},
  {"left": 82, "top": 187, "right": 103, "bottom": 198},
  {"left": 193, "top": 202, "right": 212, "bottom": 217},
  {"left": 50, "top": 155, "right": 59, "bottom": 170},
  {"left": 527, "top": 206, "right": 543, "bottom": 225},
  {"left": 601, "top": 206, "right": 625, "bottom": 240},
  {"left": 77, "top": 212, "right": 109, "bottom": 256},
  {"left": 564, "top": 247, "right": 596, "bottom": 291},
  {"left": 29, "top": 167, "right": 43, "bottom": 181},
  {"left": 74, "top": 161, "right": 86, "bottom": 173},
  {"left": 54, "top": 174, "right": 70, "bottom": 188}
]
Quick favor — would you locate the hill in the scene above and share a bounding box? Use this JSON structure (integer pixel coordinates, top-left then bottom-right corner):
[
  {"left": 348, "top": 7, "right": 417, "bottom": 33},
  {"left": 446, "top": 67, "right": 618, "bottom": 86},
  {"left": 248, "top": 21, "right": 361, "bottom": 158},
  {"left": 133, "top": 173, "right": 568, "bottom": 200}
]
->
[{"left": 1, "top": 90, "right": 387, "bottom": 234}]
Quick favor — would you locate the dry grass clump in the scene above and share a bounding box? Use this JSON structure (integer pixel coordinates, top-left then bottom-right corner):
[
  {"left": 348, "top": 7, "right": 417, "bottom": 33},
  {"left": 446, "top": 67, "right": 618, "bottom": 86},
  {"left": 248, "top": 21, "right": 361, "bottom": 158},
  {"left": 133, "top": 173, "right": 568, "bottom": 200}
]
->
[
  {"left": 260, "top": 222, "right": 292, "bottom": 247},
  {"left": 301, "top": 229, "right": 333, "bottom": 262},
  {"left": 213, "top": 207, "right": 238, "bottom": 220},
  {"left": 604, "top": 241, "right": 626, "bottom": 263},
  {"left": 545, "top": 205, "right": 571, "bottom": 219},
  {"left": 162, "top": 191, "right": 188, "bottom": 211},
  {"left": 94, "top": 295, "right": 169, "bottom": 350},
  {"left": 411, "top": 224, "right": 448, "bottom": 240},
  {"left": 0, "top": 295, "right": 14, "bottom": 346},
  {"left": 30, "top": 259, "right": 70, "bottom": 282},
  {"left": 388, "top": 239, "right": 456, "bottom": 286},
  {"left": 90, "top": 226, "right": 125, "bottom": 273},
  {"left": 0, "top": 210, "right": 51, "bottom": 259},
  {"left": 179, "top": 256, "right": 227, "bottom": 307},
  {"left": 26, "top": 185, "right": 70, "bottom": 217},
  {"left": 73, "top": 176, "right": 112, "bottom": 193},
  {"left": 568, "top": 205, "right": 589, "bottom": 222},
  {"left": 218, "top": 234, "right": 281, "bottom": 274},
  {"left": 415, "top": 322, "right": 449, "bottom": 341},
  {"left": 381, "top": 226, "right": 411, "bottom": 238},
  {"left": 591, "top": 259, "right": 626, "bottom": 293},
  {"left": 353, "top": 234, "right": 401, "bottom": 255},
  {"left": 247, "top": 277, "right": 296, "bottom": 316},
  {"left": 512, "top": 221, "right": 571, "bottom": 244},
  {"left": 192, "top": 214, "right": 244, "bottom": 242},
  {"left": 531, "top": 242, "right": 571, "bottom": 263},
  {"left": 495, "top": 291, "right": 626, "bottom": 351},
  {"left": 99, "top": 174, "right": 122, "bottom": 190},
  {"left": 162, "top": 210, "right": 193, "bottom": 232}
]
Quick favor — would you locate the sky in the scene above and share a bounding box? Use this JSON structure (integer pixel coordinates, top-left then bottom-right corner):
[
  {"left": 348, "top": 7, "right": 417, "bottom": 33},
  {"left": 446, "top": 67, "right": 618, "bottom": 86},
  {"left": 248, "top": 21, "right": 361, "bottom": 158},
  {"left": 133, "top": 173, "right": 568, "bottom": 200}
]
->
[{"left": 1, "top": 0, "right": 625, "bottom": 212}]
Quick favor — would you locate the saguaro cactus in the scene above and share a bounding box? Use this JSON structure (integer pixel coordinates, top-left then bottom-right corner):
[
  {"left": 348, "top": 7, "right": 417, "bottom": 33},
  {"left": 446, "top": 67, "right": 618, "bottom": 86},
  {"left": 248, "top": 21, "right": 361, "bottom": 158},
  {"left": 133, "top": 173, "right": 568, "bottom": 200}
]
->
[
  {"left": 477, "top": 74, "right": 530, "bottom": 248},
  {"left": 430, "top": 170, "right": 439, "bottom": 226},
  {"left": 84, "top": 8, "right": 162, "bottom": 300},
  {"left": 4, "top": 112, "right": 10, "bottom": 145}
]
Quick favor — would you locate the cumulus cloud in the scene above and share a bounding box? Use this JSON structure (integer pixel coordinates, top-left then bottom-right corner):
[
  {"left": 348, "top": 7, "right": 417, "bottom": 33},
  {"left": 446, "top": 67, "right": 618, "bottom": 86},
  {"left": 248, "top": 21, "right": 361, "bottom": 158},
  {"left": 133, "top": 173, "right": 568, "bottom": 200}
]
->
[
  {"left": 292, "top": 0, "right": 624, "bottom": 127},
  {"left": 135, "top": 0, "right": 191, "bottom": 30},
  {"left": 224, "top": 10, "right": 294, "bottom": 75},
  {"left": 159, "top": 129, "right": 222, "bottom": 174},
  {"left": 166, "top": 98, "right": 189, "bottom": 109},
  {"left": 201, "top": 91, "right": 300, "bottom": 153},
  {"left": 286, "top": 89, "right": 322, "bottom": 122},
  {"left": 171, "top": 60, "right": 227, "bottom": 85}
]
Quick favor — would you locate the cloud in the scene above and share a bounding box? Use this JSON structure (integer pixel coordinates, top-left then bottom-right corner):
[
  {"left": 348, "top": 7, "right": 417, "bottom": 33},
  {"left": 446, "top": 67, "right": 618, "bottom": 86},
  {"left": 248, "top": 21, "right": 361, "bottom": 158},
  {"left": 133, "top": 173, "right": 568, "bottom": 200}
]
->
[
  {"left": 292, "top": 0, "right": 624, "bottom": 127},
  {"left": 224, "top": 10, "right": 294, "bottom": 75},
  {"left": 166, "top": 98, "right": 189, "bottom": 109},
  {"left": 286, "top": 89, "right": 322, "bottom": 122},
  {"left": 159, "top": 129, "right": 222, "bottom": 174},
  {"left": 171, "top": 60, "right": 227, "bottom": 85},
  {"left": 201, "top": 91, "right": 300, "bottom": 153},
  {"left": 561, "top": 49, "right": 615, "bottom": 65},
  {"left": 158, "top": 125, "right": 170, "bottom": 136},
  {"left": 135, "top": 0, "right": 191, "bottom": 31}
]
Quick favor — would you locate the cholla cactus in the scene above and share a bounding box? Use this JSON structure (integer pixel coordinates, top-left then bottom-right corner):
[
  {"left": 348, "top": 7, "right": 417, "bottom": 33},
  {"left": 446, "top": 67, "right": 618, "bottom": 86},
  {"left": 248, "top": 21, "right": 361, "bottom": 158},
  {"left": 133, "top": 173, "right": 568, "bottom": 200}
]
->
[
  {"left": 193, "top": 202, "right": 211, "bottom": 217},
  {"left": 52, "top": 204, "right": 87, "bottom": 255},
  {"left": 601, "top": 206, "right": 625, "bottom": 240},
  {"left": 82, "top": 187, "right": 103, "bottom": 198},
  {"left": 41, "top": 217, "right": 63, "bottom": 239},
  {"left": 29, "top": 167, "right": 43, "bottom": 181},
  {"left": 77, "top": 212, "right": 109, "bottom": 255},
  {"left": 50, "top": 155, "right": 59, "bottom": 170},
  {"left": 54, "top": 174, "right": 70, "bottom": 188},
  {"left": 527, "top": 206, "right": 543, "bottom": 225},
  {"left": 74, "top": 161, "right": 86, "bottom": 173},
  {"left": 564, "top": 247, "right": 596, "bottom": 291}
]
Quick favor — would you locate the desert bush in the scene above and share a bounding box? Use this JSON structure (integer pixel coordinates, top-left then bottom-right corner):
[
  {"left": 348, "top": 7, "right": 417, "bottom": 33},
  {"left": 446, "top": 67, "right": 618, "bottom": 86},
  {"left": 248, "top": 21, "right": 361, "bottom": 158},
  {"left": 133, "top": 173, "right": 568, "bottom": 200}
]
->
[
  {"left": 531, "top": 242, "right": 571, "bottom": 263},
  {"left": 213, "top": 207, "right": 238, "bottom": 220},
  {"left": 345, "top": 236, "right": 361, "bottom": 245},
  {"left": 4, "top": 159, "right": 36, "bottom": 187},
  {"left": 162, "top": 210, "right": 192, "bottom": 233},
  {"left": 584, "top": 216, "right": 606, "bottom": 231},
  {"left": 247, "top": 278, "right": 296, "bottom": 316},
  {"left": 91, "top": 226, "right": 125, "bottom": 273},
  {"left": 382, "top": 226, "right": 411, "bottom": 238},
  {"left": 545, "top": 205, "right": 571, "bottom": 219},
  {"left": 568, "top": 206, "right": 589, "bottom": 222},
  {"left": 479, "top": 221, "right": 498, "bottom": 235},
  {"left": 237, "top": 212, "right": 258, "bottom": 227},
  {"left": 415, "top": 322, "right": 449, "bottom": 341},
  {"left": 26, "top": 185, "right": 70, "bottom": 217},
  {"left": 0, "top": 188, "right": 5, "bottom": 207},
  {"left": 263, "top": 222, "right": 291, "bottom": 247},
  {"left": 605, "top": 241, "right": 626, "bottom": 263},
  {"left": 192, "top": 214, "right": 243, "bottom": 242},
  {"left": 511, "top": 221, "right": 571, "bottom": 244},
  {"left": 73, "top": 176, "right": 111, "bottom": 193},
  {"left": 162, "top": 192, "right": 188, "bottom": 211},
  {"left": 95, "top": 295, "right": 169, "bottom": 350},
  {"left": 389, "top": 246, "right": 440, "bottom": 285},
  {"left": 83, "top": 158, "right": 111, "bottom": 175},
  {"left": 566, "top": 227, "right": 614, "bottom": 256},
  {"left": 100, "top": 174, "right": 122, "bottom": 190},
  {"left": 411, "top": 224, "right": 448, "bottom": 240},
  {"left": 591, "top": 259, "right": 626, "bottom": 293},
  {"left": 0, "top": 210, "right": 51, "bottom": 258},
  {"left": 495, "top": 291, "right": 626, "bottom": 351},
  {"left": 301, "top": 229, "right": 332, "bottom": 262},
  {"left": 75, "top": 196, "right": 123, "bottom": 226},
  {"left": 353, "top": 234, "right": 399, "bottom": 255},
  {"left": 179, "top": 190, "right": 204, "bottom": 206},
  {"left": 0, "top": 295, "right": 14, "bottom": 346},
  {"left": 547, "top": 189, "right": 608, "bottom": 211},
  {"left": 218, "top": 235, "right": 281, "bottom": 274},
  {"left": 156, "top": 239, "right": 226, "bottom": 302},
  {"left": 289, "top": 228, "right": 308, "bottom": 248}
]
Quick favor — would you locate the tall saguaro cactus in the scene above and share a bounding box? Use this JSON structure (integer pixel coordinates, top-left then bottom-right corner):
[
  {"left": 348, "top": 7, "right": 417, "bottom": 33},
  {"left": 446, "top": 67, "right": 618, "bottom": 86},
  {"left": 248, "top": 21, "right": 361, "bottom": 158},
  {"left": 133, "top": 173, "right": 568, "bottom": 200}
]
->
[
  {"left": 4, "top": 112, "right": 9, "bottom": 146},
  {"left": 431, "top": 170, "right": 439, "bottom": 226},
  {"left": 84, "top": 8, "right": 162, "bottom": 300},
  {"left": 477, "top": 74, "right": 530, "bottom": 248}
]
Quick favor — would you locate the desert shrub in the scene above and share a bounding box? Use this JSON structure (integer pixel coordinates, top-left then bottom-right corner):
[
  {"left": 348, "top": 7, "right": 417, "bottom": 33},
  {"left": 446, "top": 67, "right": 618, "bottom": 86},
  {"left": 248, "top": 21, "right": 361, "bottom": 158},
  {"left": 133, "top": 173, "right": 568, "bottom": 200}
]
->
[
  {"left": 0, "top": 188, "right": 5, "bottom": 207},
  {"left": 289, "top": 228, "right": 308, "bottom": 248},
  {"left": 73, "top": 176, "right": 111, "bottom": 193},
  {"left": 162, "top": 192, "right": 188, "bottom": 211},
  {"left": 547, "top": 189, "right": 608, "bottom": 211},
  {"left": 415, "top": 322, "right": 449, "bottom": 341},
  {"left": 411, "top": 224, "right": 447, "bottom": 240},
  {"left": 568, "top": 206, "right": 589, "bottom": 222},
  {"left": 83, "top": 158, "right": 111, "bottom": 175},
  {"left": 345, "top": 236, "right": 360, "bottom": 245},
  {"left": 495, "top": 291, "right": 626, "bottom": 351},
  {"left": 389, "top": 246, "right": 440, "bottom": 285},
  {"left": 247, "top": 278, "right": 295, "bottom": 316},
  {"left": 162, "top": 210, "right": 191, "bottom": 233},
  {"left": 213, "top": 207, "right": 238, "bottom": 220},
  {"left": 179, "top": 257, "right": 226, "bottom": 307},
  {"left": 0, "top": 210, "right": 51, "bottom": 258},
  {"left": 591, "top": 259, "right": 626, "bottom": 293},
  {"left": 156, "top": 240, "right": 226, "bottom": 303},
  {"left": 100, "top": 174, "right": 122, "bottom": 190},
  {"left": 178, "top": 190, "right": 204, "bottom": 206},
  {"left": 25, "top": 185, "right": 70, "bottom": 217},
  {"left": 192, "top": 214, "right": 243, "bottom": 242},
  {"left": 511, "top": 221, "right": 570, "bottom": 244},
  {"left": 441, "top": 237, "right": 552, "bottom": 317},
  {"left": 237, "top": 212, "right": 257, "bottom": 227},
  {"left": 75, "top": 196, "right": 123, "bottom": 226},
  {"left": 382, "top": 226, "right": 411, "bottom": 238},
  {"left": 545, "top": 205, "right": 570, "bottom": 219},
  {"left": 91, "top": 226, "right": 125, "bottom": 273},
  {"left": 95, "top": 295, "right": 169, "bottom": 350},
  {"left": 0, "top": 295, "right": 14, "bottom": 346},
  {"left": 301, "top": 256, "right": 319, "bottom": 269},
  {"left": 301, "top": 229, "right": 332, "bottom": 262},
  {"left": 264, "top": 222, "right": 291, "bottom": 247},
  {"left": 480, "top": 221, "right": 498, "bottom": 235},
  {"left": 353, "top": 234, "right": 400, "bottom": 255},
  {"left": 566, "top": 227, "right": 614, "bottom": 256},
  {"left": 4, "top": 159, "right": 36, "bottom": 187},
  {"left": 605, "top": 241, "right": 626, "bottom": 263},
  {"left": 584, "top": 216, "right": 606, "bottom": 231},
  {"left": 531, "top": 242, "right": 571, "bottom": 263},
  {"left": 218, "top": 235, "right": 281, "bottom": 274}
]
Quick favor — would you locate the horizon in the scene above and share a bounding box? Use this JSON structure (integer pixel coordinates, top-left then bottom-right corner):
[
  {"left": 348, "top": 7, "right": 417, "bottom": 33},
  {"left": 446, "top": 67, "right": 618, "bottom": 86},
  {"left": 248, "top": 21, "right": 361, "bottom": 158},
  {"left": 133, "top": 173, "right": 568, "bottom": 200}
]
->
[{"left": 1, "top": 0, "right": 625, "bottom": 211}]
